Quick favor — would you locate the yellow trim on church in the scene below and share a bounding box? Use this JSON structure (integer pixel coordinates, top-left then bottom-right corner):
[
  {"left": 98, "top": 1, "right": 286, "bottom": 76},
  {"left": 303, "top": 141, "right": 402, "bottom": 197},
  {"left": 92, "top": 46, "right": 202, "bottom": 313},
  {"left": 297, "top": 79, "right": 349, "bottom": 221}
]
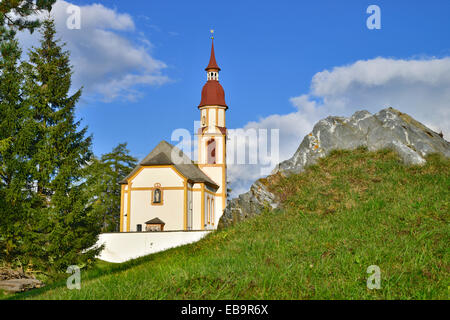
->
[
  {"left": 201, "top": 183, "right": 205, "bottom": 230},
  {"left": 183, "top": 181, "right": 188, "bottom": 230},
  {"left": 120, "top": 185, "right": 125, "bottom": 232},
  {"left": 126, "top": 182, "right": 132, "bottom": 232}
]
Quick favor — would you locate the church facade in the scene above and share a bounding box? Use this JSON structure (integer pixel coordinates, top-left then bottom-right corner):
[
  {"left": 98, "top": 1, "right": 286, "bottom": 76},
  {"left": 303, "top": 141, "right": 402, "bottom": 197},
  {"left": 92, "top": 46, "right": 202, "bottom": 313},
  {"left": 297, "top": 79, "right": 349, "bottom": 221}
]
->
[{"left": 118, "top": 38, "right": 228, "bottom": 232}]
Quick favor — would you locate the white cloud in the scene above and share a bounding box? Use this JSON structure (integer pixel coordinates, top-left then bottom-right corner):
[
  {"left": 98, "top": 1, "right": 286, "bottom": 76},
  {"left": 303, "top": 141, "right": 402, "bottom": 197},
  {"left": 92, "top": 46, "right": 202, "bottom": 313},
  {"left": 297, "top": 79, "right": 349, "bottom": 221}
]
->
[
  {"left": 306, "top": 57, "right": 450, "bottom": 135},
  {"left": 228, "top": 57, "right": 450, "bottom": 197},
  {"left": 17, "top": 0, "right": 169, "bottom": 102}
]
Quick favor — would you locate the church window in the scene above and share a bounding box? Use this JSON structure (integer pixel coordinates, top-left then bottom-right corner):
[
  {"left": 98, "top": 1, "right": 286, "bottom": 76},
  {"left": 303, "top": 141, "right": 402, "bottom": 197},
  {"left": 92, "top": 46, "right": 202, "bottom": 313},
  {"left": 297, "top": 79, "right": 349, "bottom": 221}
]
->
[
  {"left": 152, "top": 183, "right": 163, "bottom": 205},
  {"left": 208, "top": 197, "right": 211, "bottom": 224},
  {"left": 136, "top": 224, "right": 142, "bottom": 232},
  {"left": 207, "top": 139, "right": 216, "bottom": 164}
]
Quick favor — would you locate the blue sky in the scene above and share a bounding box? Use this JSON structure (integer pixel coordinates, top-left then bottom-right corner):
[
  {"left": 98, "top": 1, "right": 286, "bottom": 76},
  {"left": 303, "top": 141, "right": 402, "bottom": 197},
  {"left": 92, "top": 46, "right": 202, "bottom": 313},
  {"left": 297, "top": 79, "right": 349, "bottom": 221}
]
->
[{"left": 18, "top": 0, "right": 450, "bottom": 194}]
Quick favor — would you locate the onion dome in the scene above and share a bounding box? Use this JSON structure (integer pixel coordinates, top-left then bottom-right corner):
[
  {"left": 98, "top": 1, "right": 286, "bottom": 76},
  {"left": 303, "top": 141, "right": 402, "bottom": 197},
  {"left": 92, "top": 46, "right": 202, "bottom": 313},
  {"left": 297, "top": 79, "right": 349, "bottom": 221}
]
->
[{"left": 199, "top": 80, "right": 227, "bottom": 108}]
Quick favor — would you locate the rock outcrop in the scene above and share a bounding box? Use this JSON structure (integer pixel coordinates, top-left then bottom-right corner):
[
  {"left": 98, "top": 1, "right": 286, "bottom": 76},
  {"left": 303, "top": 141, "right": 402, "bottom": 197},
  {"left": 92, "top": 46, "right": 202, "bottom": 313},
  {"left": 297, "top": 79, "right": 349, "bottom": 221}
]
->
[
  {"left": 0, "top": 278, "right": 44, "bottom": 293},
  {"left": 0, "top": 267, "right": 44, "bottom": 293},
  {"left": 218, "top": 107, "right": 450, "bottom": 228}
]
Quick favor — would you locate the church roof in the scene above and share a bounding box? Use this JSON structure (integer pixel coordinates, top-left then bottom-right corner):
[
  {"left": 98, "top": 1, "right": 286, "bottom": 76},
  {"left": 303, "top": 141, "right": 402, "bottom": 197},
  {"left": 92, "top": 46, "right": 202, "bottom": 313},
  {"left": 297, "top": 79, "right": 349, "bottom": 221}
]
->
[
  {"left": 119, "top": 141, "right": 219, "bottom": 189},
  {"left": 205, "top": 40, "right": 220, "bottom": 71},
  {"left": 199, "top": 80, "right": 227, "bottom": 108},
  {"left": 145, "top": 218, "right": 165, "bottom": 225}
]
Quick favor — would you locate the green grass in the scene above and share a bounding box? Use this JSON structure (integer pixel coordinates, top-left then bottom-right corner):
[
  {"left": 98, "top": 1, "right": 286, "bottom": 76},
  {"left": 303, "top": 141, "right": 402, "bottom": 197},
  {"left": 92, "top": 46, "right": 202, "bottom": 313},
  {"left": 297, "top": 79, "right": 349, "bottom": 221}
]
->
[{"left": 4, "top": 148, "right": 449, "bottom": 299}]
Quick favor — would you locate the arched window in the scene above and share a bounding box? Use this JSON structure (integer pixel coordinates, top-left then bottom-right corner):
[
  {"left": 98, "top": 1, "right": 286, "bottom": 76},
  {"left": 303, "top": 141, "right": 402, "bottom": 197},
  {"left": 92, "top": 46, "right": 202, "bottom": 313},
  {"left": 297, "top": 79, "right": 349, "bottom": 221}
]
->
[
  {"left": 207, "top": 138, "right": 216, "bottom": 164},
  {"left": 207, "top": 197, "right": 210, "bottom": 224}
]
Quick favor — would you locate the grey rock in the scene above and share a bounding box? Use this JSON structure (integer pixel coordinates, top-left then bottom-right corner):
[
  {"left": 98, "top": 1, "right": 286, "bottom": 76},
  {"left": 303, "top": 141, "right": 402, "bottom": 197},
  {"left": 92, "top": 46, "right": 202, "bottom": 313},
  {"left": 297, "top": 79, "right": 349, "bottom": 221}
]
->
[
  {"left": 0, "top": 278, "right": 44, "bottom": 293},
  {"left": 0, "top": 267, "right": 44, "bottom": 294},
  {"left": 219, "top": 180, "right": 279, "bottom": 228},
  {"left": 218, "top": 107, "right": 450, "bottom": 229}
]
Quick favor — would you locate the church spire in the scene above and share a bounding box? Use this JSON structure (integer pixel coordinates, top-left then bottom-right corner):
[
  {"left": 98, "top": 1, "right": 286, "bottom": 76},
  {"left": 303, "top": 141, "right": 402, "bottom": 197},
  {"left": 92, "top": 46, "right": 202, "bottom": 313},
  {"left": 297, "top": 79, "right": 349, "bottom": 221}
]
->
[
  {"left": 205, "top": 39, "right": 221, "bottom": 72},
  {"left": 199, "top": 33, "right": 227, "bottom": 108},
  {"left": 205, "top": 30, "right": 221, "bottom": 72}
]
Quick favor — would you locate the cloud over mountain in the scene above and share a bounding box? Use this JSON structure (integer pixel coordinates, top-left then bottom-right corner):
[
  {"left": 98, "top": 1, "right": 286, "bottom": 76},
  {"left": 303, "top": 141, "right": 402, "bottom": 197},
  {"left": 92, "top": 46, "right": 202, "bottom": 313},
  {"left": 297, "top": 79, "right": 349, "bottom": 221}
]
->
[{"left": 228, "top": 57, "right": 450, "bottom": 196}]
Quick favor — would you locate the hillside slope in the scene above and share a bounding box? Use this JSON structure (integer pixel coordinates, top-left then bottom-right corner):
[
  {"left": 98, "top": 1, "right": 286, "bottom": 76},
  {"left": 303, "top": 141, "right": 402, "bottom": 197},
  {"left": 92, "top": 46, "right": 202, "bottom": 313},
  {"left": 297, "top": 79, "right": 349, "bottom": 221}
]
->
[
  {"left": 220, "top": 107, "right": 450, "bottom": 228},
  {"left": 8, "top": 148, "right": 450, "bottom": 300}
]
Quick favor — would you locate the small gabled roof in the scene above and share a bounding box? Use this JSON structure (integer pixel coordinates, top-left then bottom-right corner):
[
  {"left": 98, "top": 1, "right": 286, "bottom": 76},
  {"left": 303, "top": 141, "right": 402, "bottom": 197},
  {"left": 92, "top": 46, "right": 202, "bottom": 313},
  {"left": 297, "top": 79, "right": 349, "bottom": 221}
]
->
[
  {"left": 145, "top": 218, "right": 165, "bottom": 225},
  {"left": 120, "top": 141, "right": 219, "bottom": 189}
]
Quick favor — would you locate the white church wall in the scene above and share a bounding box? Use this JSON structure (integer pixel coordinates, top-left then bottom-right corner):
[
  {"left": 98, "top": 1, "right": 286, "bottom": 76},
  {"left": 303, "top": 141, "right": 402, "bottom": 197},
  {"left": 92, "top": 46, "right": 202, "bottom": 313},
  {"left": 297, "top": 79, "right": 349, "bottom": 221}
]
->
[
  {"left": 201, "top": 166, "right": 224, "bottom": 194},
  {"left": 131, "top": 167, "right": 184, "bottom": 188},
  {"left": 209, "top": 108, "right": 216, "bottom": 127},
  {"left": 124, "top": 166, "right": 186, "bottom": 232},
  {"left": 192, "top": 189, "right": 202, "bottom": 230},
  {"left": 96, "top": 231, "right": 211, "bottom": 263},
  {"left": 217, "top": 138, "right": 225, "bottom": 163},
  {"left": 187, "top": 187, "right": 193, "bottom": 230},
  {"left": 130, "top": 189, "right": 184, "bottom": 231},
  {"left": 218, "top": 108, "right": 225, "bottom": 127},
  {"left": 122, "top": 194, "right": 128, "bottom": 231}
]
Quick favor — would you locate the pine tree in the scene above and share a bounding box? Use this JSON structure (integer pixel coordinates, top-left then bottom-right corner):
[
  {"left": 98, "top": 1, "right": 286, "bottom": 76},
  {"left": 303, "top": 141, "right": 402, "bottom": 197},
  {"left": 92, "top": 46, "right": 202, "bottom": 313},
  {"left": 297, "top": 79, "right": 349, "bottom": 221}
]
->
[
  {"left": 86, "top": 143, "right": 137, "bottom": 232},
  {"left": 22, "top": 19, "right": 101, "bottom": 272},
  {"left": 0, "top": 30, "right": 34, "bottom": 263},
  {"left": 0, "top": 0, "right": 56, "bottom": 40}
]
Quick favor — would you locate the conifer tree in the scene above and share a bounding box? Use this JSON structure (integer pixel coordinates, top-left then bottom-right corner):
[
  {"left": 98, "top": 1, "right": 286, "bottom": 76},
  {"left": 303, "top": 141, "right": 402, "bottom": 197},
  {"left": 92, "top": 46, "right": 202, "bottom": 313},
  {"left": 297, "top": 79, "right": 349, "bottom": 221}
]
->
[
  {"left": 86, "top": 143, "right": 137, "bottom": 232},
  {"left": 0, "top": 30, "right": 34, "bottom": 262},
  {"left": 22, "top": 19, "right": 101, "bottom": 272},
  {"left": 0, "top": 0, "right": 56, "bottom": 40}
]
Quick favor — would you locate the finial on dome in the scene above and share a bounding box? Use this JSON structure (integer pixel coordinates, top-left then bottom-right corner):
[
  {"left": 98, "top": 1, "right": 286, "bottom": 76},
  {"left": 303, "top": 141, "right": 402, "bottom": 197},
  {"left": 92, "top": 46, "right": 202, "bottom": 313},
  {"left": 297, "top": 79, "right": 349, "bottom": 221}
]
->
[{"left": 210, "top": 29, "right": 214, "bottom": 40}]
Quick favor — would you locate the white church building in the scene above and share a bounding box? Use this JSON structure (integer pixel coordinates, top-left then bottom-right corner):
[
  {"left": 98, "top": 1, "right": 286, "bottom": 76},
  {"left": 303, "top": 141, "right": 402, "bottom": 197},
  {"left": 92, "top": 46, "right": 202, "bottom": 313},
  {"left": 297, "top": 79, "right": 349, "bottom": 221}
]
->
[{"left": 118, "top": 38, "right": 228, "bottom": 234}]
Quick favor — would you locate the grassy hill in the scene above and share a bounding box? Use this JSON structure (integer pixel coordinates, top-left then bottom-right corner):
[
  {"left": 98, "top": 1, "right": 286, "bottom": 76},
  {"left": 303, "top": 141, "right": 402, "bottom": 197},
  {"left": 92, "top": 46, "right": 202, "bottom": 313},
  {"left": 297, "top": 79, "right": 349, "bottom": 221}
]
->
[{"left": 5, "top": 148, "right": 449, "bottom": 299}]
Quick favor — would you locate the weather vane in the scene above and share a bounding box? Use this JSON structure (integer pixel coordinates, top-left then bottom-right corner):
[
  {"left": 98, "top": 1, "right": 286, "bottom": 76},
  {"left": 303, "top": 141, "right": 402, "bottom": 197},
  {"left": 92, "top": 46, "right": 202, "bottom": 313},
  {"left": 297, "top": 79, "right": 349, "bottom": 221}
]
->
[{"left": 210, "top": 29, "right": 214, "bottom": 40}]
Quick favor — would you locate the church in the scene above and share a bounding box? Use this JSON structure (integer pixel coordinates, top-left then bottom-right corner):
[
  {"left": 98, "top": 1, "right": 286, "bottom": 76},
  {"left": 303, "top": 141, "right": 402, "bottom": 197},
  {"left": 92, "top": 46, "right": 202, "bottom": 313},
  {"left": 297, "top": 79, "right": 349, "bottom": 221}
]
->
[{"left": 118, "top": 37, "right": 228, "bottom": 233}]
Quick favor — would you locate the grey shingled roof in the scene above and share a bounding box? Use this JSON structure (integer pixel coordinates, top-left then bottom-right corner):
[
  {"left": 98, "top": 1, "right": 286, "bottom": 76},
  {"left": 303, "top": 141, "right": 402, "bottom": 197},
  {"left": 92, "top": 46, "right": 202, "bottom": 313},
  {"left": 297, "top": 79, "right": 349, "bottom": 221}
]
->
[
  {"left": 119, "top": 140, "right": 219, "bottom": 189},
  {"left": 145, "top": 217, "right": 165, "bottom": 225}
]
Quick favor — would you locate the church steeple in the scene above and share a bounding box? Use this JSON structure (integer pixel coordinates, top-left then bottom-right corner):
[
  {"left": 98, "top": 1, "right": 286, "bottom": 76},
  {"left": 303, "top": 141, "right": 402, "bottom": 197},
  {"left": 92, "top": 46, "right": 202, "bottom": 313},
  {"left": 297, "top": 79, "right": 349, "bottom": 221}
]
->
[
  {"left": 206, "top": 39, "right": 221, "bottom": 75},
  {"left": 199, "top": 34, "right": 227, "bottom": 108},
  {"left": 205, "top": 30, "right": 220, "bottom": 80},
  {"left": 197, "top": 31, "right": 228, "bottom": 228}
]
